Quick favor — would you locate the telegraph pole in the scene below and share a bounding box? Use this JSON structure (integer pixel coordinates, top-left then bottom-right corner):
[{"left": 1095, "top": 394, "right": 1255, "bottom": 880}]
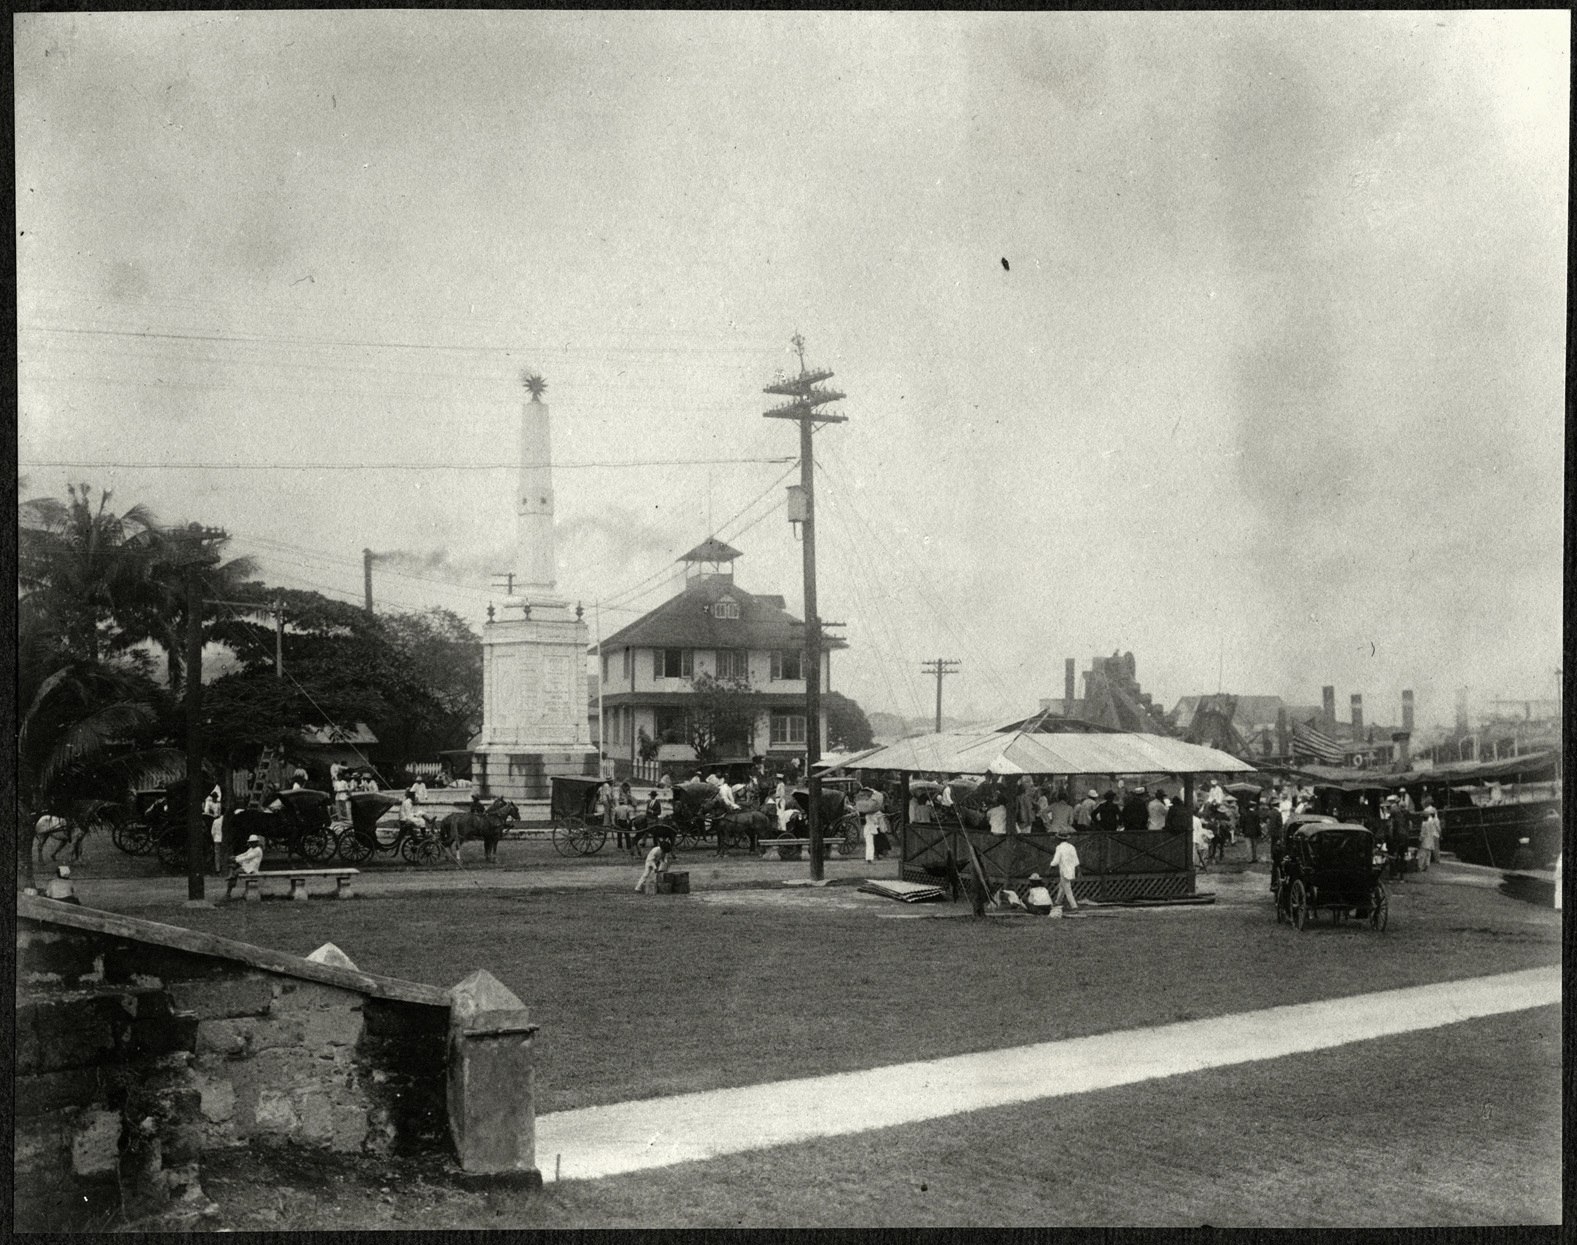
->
[
  {"left": 207, "top": 599, "right": 287, "bottom": 679},
  {"left": 363, "top": 548, "right": 376, "bottom": 614},
  {"left": 174, "top": 525, "right": 227, "bottom": 904},
  {"left": 764, "top": 333, "right": 846, "bottom": 880},
  {"left": 921, "top": 659, "right": 961, "bottom": 733}
]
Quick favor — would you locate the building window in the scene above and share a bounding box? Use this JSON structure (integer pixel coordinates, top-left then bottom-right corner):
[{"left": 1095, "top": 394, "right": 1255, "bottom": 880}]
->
[
  {"left": 770, "top": 711, "right": 807, "bottom": 745},
  {"left": 655, "top": 707, "right": 688, "bottom": 743},
  {"left": 622, "top": 648, "right": 630, "bottom": 679},
  {"left": 716, "top": 649, "right": 747, "bottom": 680},
  {"left": 713, "top": 597, "right": 740, "bottom": 620},
  {"left": 770, "top": 650, "right": 803, "bottom": 682},
  {"left": 657, "top": 648, "right": 694, "bottom": 679},
  {"left": 601, "top": 652, "right": 609, "bottom": 683}
]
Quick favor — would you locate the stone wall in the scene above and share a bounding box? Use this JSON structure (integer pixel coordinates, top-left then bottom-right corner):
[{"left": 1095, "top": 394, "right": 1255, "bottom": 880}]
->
[{"left": 15, "top": 896, "right": 453, "bottom": 1229}]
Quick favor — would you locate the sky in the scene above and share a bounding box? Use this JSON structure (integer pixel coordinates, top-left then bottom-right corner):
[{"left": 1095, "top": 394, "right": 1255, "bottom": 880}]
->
[{"left": 15, "top": 11, "right": 1569, "bottom": 733}]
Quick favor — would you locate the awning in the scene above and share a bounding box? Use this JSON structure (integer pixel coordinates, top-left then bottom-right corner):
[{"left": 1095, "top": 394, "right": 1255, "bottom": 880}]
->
[{"left": 839, "top": 727, "right": 1257, "bottom": 777}]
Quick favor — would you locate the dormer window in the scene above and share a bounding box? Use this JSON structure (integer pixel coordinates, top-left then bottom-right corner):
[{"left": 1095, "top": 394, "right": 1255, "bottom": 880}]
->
[{"left": 713, "top": 597, "right": 740, "bottom": 620}]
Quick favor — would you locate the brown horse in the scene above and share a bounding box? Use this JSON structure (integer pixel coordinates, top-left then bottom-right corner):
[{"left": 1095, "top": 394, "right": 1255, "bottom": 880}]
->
[{"left": 440, "top": 799, "right": 517, "bottom": 864}]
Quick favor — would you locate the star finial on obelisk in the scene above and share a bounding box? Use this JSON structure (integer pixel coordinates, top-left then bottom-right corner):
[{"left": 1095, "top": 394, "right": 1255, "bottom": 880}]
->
[{"left": 521, "top": 371, "right": 548, "bottom": 403}]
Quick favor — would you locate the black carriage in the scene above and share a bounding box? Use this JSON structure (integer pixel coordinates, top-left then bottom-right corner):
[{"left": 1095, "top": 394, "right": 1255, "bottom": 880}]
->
[
  {"left": 151, "top": 784, "right": 337, "bottom": 870},
  {"left": 775, "top": 785, "right": 862, "bottom": 857},
  {"left": 1274, "top": 822, "right": 1389, "bottom": 932},
  {"left": 334, "top": 790, "right": 445, "bottom": 865},
  {"left": 550, "top": 775, "right": 610, "bottom": 856}
]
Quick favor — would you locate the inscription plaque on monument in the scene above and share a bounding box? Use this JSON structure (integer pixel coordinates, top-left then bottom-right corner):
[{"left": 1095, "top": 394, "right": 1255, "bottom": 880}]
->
[{"left": 538, "top": 655, "right": 572, "bottom": 723}]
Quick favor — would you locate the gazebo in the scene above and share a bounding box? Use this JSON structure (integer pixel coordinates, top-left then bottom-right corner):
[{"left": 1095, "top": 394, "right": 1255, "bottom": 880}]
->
[{"left": 840, "top": 712, "right": 1257, "bottom": 901}]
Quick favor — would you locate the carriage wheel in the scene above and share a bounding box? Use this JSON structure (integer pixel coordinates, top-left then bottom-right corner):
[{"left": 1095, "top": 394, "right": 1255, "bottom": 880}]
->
[
  {"left": 836, "top": 814, "right": 862, "bottom": 857},
  {"left": 676, "top": 830, "right": 702, "bottom": 851},
  {"left": 1369, "top": 886, "right": 1389, "bottom": 932},
  {"left": 399, "top": 834, "right": 426, "bottom": 864},
  {"left": 298, "top": 826, "right": 336, "bottom": 863},
  {"left": 1275, "top": 884, "right": 1288, "bottom": 924},
  {"left": 1291, "top": 880, "right": 1310, "bottom": 931},
  {"left": 113, "top": 820, "right": 154, "bottom": 857},
  {"left": 337, "top": 832, "right": 375, "bottom": 865},
  {"left": 552, "top": 818, "right": 584, "bottom": 855},
  {"left": 570, "top": 825, "right": 608, "bottom": 856}
]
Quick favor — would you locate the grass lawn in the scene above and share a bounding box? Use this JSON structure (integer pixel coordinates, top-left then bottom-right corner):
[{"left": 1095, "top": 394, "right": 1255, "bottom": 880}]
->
[
  {"left": 197, "top": 1002, "right": 1563, "bottom": 1228},
  {"left": 161, "top": 869, "right": 1561, "bottom": 1116}
]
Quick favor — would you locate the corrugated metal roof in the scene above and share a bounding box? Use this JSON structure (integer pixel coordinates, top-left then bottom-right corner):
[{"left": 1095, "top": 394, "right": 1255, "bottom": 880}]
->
[{"left": 841, "top": 728, "right": 1258, "bottom": 776}]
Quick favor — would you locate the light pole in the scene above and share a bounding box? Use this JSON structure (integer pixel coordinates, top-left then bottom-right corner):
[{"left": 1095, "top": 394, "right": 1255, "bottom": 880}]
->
[{"left": 173, "top": 525, "right": 227, "bottom": 904}]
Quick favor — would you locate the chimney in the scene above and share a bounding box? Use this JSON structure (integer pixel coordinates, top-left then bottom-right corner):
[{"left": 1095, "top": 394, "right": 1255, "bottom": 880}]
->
[
  {"left": 1392, "top": 731, "right": 1411, "bottom": 770},
  {"left": 1322, "top": 685, "right": 1336, "bottom": 723},
  {"left": 1065, "top": 658, "right": 1076, "bottom": 711},
  {"left": 1350, "top": 693, "right": 1364, "bottom": 741},
  {"left": 1402, "top": 689, "right": 1414, "bottom": 733}
]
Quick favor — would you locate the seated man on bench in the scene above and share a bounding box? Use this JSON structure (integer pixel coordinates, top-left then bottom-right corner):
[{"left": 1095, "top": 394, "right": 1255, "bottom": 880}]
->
[{"left": 226, "top": 833, "right": 266, "bottom": 899}]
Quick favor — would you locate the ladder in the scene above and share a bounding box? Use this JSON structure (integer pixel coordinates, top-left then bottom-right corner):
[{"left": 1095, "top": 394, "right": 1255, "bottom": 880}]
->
[{"left": 244, "top": 746, "right": 282, "bottom": 808}]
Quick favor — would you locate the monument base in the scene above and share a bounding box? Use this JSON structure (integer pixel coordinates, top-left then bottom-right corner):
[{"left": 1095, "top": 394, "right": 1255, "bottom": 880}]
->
[{"left": 474, "top": 747, "right": 599, "bottom": 803}]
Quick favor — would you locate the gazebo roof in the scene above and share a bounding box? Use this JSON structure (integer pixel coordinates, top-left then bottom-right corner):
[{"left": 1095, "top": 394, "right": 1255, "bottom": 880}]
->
[{"left": 840, "top": 725, "right": 1259, "bottom": 777}]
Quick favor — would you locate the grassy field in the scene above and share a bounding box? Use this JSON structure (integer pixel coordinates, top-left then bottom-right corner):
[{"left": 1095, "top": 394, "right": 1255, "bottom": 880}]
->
[
  {"left": 161, "top": 867, "right": 1561, "bottom": 1116},
  {"left": 196, "top": 1002, "right": 1563, "bottom": 1228}
]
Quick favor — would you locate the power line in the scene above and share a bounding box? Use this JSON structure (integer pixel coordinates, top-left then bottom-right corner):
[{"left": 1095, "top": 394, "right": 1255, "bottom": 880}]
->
[{"left": 18, "top": 456, "right": 795, "bottom": 472}]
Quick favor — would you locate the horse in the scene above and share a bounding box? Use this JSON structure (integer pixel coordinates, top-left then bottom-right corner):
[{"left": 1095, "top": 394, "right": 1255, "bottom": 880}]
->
[
  {"left": 440, "top": 798, "right": 518, "bottom": 864},
  {"left": 34, "top": 813, "right": 90, "bottom": 863},
  {"left": 707, "top": 806, "right": 775, "bottom": 856}
]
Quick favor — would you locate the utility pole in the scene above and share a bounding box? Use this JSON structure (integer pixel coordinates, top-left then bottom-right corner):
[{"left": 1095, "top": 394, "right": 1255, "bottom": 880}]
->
[
  {"left": 363, "top": 548, "right": 376, "bottom": 614},
  {"left": 174, "top": 525, "right": 226, "bottom": 904},
  {"left": 208, "top": 598, "right": 287, "bottom": 679},
  {"left": 764, "top": 332, "right": 846, "bottom": 881},
  {"left": 921, "top": 659, "right": 961, "bottom": 733}
]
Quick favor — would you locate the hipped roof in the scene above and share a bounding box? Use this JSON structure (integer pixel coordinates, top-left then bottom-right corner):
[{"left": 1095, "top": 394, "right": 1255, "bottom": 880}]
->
[
  {"left": 598, "top": 573, "right": 846, "bottom": 652},
  {"left": 840, "top": 726, "right": 1258, "bottom": 777}
]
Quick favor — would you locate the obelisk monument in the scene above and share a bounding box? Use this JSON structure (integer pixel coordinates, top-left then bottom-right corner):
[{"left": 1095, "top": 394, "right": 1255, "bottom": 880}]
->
[{"left": 474, "top": 372, "right": 598, "bottom": 801}]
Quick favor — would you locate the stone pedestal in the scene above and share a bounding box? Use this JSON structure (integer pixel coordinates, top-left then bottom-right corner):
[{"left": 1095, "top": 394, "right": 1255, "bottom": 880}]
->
[
  {"left": 476, "top": 605, "right": 598, "bottom": 802},
  {"left": 447, "top": 970, "right": 541, "bottom": 1182}
]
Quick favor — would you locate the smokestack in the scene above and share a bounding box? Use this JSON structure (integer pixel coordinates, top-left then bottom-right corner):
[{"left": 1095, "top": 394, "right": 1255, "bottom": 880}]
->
[
  {"left": 1392, "top": 731, "right": 1411, "bottom": 770},
  {"left": 1454, "top": 688, "right": 1469, "bottom": 733},
  {"left": 1065, "top": 658, "right": 1076, "bottom": 710},
  {"left": 1322, "top": 685, "right": 1336, "bottom": 723},
  {"left": 1276, "top": 706, "right": 1289, "bottom": 757},
  {"left": 1350, "top": 693, "right": 1364, "bottom": 741},
  {"left": 1402, "top": 689, "right": 1414, "bottom": 733}
]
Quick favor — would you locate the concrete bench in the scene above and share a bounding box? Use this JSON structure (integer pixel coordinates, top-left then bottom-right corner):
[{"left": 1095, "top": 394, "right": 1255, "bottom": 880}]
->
[
  {"left": 241, "top": 868, "right": 359, "bottom": 903},
  {"left": 760, "top": 838, "right": 839, "bottom": 860}
]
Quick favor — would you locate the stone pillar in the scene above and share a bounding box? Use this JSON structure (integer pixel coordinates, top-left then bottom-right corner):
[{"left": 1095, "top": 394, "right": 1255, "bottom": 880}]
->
[{"left": 447, "top": 970, "right": 542, "bottom": 1183}]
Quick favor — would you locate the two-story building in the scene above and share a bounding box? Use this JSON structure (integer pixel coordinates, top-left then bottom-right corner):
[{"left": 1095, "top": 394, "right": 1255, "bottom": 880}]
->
[{"left": 592, "top": 538, "right": 842, "bottom": 768}]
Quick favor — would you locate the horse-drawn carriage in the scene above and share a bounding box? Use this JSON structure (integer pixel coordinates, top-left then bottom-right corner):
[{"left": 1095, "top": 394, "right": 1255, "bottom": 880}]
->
[
  {"left": 774, "top": 785, "right": 864, "bottom": 857},
  {"left": 1274, "top": 821, "right": 1389, "bottom": 932},
  {"left": 549, "top": 776, "right": 612, "bottom": 856},
  {"left": 334, "top": 791, "right": 445, "bottom": 865},
  {"left": 136, "top": 781, "right": 337, "bottom": 871}
]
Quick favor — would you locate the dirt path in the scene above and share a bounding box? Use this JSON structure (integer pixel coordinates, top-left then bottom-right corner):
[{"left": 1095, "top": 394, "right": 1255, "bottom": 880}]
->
[{"left": 535, "top": 965, "right": 1560, "bottom": 1182}]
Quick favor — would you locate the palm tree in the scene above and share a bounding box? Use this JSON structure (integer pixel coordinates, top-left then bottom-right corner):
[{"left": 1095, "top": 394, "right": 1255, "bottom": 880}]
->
[
  {"left": 16, "top": 619, "right": 183, "bottom": 889},
  {"left": 18, "top": 484, "right": 163, "bottom": 663}
]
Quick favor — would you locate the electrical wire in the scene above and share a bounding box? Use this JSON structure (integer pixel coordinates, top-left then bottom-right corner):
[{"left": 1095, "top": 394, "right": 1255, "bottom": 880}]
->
[{"left": 18, "top": 456, "right": 796, "bottom": 471}]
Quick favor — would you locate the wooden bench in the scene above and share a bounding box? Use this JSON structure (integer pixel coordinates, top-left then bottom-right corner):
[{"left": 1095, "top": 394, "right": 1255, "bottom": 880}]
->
[{"left": 240, "top": 868, "right": 359, "bottom": 903}]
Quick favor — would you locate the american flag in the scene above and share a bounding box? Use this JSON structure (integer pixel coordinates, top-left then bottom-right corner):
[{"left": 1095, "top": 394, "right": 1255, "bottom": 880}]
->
[{"left": 1291, "top": 720, "right": 1347, "bottom": 764}]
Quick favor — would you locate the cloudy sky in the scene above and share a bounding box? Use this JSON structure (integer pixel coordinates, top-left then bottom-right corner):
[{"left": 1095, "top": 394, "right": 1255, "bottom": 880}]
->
[{"left": 16, "top": 11, "right": 1567, "bottom": 731}]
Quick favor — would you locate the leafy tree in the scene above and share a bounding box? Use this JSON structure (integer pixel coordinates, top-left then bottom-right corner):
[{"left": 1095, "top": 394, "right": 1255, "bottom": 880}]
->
[
  {"left": 637, "top": 726, "right": 659, "bottom": 762},
  {"left": 824, "top": 691, "right": 875, "bottom": 752},
  {"left": 684, "top": 673, "right": 757, "bottom": 763}
]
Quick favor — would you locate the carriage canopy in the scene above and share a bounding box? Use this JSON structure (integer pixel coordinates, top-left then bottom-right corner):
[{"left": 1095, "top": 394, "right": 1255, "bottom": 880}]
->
[{"left": 549, "top": 775, "right": 605, "bottom": 821}]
